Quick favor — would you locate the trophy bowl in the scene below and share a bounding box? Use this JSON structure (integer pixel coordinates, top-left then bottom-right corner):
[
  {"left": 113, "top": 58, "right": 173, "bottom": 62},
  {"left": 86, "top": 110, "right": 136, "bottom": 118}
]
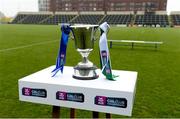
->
[{"left": 71, "top": 24, "right": 99, "bottom": 80}]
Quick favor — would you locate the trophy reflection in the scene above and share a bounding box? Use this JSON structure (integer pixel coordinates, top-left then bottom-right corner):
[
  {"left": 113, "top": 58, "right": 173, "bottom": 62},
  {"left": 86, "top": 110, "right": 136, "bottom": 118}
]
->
[{"left": 71, "top": 25, "right": 99, "bottom": 80}]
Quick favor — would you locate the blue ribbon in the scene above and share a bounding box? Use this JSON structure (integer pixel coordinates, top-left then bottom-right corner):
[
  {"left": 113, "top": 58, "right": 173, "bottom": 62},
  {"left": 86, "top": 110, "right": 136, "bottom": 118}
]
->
[{"left": 52, "top": 24, "right": 71, "bottom": 77}]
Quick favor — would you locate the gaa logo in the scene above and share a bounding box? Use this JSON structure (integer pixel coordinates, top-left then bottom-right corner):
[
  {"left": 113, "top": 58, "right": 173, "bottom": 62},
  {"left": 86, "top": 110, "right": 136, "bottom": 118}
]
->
[
  {"left": 95, "top": 96, "right": 107, "bottom": 105},
  {"left": 102, "top": 52, "right": 107, "bottom": 57},
  {"left": 60, "top": 54, "right": 65, "bottom": 58},
  {"left": 23, "top": 88, "right": 31, "bottom": 96},
  {"left": 106, "top": 69, "right": 111, "bottom": 74},
  {"left": 57, "top": 92, "right": 67, "bottom": 100}
]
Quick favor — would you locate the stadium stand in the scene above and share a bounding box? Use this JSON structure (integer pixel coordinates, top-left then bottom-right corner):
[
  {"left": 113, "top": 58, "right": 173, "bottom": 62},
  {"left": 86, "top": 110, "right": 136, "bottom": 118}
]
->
[
  {"left": 42, "top": 12, "right": 77, "bottom": 25},
  {"left": 21, "top": 14, "right": 51, "bottom": 24},
  {"left": 11, "top": 11, "right": 172, "bottom": 27},
  {"left": 135, "top": 11, "right": 169, "bottom": 27},
  {"left": 11, "top": 14, "right": 27, "bottom": 24},
  {"left": 171, "top": 12, "right": 180, "bottom": 26},
  {"left": 100, "top": 11, "right": 133, "bottom": 25},
  {"left": 42, "top": 14, "right": 76, "bottom": 25},
  {"left": 101, "top": 14, "right": 132, "bottom": 25},
  {"left": 12, "top": 12, "right": 133, "bottom": 25},
  {"left": 9, "top": 0, "right": 172, "bottom": 27},
  {"left": 70, "top": 14, "right": 104, "bottom": 24}
]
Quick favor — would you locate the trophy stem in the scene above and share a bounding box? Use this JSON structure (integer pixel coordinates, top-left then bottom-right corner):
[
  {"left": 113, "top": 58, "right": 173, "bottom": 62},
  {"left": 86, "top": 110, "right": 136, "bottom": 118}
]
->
[
  {"left": 80, "top": 52, "right": 89, "bottom": 63},
  {"left": 78, "top": 49, "right": 93, "bottom": 68},
  {"left": 82, "top": 57, "right": 88, "bottom": 64},
  {"left": 73, "top": 48, "right": 98, "bottom": 80}
]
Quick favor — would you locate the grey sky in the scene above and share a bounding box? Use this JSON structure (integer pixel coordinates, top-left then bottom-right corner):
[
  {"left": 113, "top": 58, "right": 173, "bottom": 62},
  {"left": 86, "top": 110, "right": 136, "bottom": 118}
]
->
[
  {"left": 0, "top": 0, "right": 180, "bottom": 17},
  {"left": 0, "top": 0, "right": 38, "bottom": 17}
]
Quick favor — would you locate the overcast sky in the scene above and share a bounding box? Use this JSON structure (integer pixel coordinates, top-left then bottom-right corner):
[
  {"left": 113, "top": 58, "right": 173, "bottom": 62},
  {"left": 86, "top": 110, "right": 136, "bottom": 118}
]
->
[{"left": 0, "top": 0, "right": 180, "bottom": 17}]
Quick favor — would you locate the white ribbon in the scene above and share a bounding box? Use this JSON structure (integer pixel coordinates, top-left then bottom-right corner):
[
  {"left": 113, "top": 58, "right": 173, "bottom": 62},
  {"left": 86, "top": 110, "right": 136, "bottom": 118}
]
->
[{"left": 99, "top": 22, "right": 110, "bottom": 70}]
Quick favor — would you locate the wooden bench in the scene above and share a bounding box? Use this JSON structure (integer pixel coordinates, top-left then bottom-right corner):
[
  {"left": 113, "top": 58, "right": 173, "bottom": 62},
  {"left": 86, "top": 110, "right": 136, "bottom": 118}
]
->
[{"left": 108, "top": 40, "right": 163, "bottom": 50}]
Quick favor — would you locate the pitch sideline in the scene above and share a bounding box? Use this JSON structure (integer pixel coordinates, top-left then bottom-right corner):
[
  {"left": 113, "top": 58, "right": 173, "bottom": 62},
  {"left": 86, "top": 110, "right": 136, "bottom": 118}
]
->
[{"left": 0, "top": 40, "right": 59, "bottom": 53}]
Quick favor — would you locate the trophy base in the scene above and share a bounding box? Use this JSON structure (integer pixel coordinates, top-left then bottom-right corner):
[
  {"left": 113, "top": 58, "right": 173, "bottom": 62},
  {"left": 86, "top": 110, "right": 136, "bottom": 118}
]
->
[{"left": 73, "top": 66, "right": 99, "bottom": 80}]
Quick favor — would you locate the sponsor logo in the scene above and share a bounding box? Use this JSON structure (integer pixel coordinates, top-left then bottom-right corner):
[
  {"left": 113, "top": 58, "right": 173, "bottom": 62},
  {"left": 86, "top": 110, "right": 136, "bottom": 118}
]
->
[
  {"left": 60, "top": 54, "right": 65, "bottom": 58},
  {"left": 106, "top": 69, "right": 111, "bottom": 74},
  {"left": 102, "top": 51, "right": 107, "bottom": 57},
  {"left": 22, "top": 87, "right": 47, "bottom": 98},
  {"left": 56, "top": 91, "right": 84, "bottom": 103},
  {"left": 95, "top": 96, "right": 127, "bottom": 108}
]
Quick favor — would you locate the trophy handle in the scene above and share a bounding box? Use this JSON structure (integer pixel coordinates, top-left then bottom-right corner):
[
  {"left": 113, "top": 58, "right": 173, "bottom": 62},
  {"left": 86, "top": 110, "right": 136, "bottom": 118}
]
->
[
  {"left": 93, "top": 27, "right": 99, "bottom": 41},
  {"left": 69, "top": 32, "right": 75, "bottom": 40}
]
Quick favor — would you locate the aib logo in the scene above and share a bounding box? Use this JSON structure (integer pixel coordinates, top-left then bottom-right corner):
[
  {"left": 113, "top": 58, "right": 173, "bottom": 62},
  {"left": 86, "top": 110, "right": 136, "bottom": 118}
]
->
[
  {"left": 102, "top": 51, "right": 107, "bottom": 57},
  {"left": 106, "top": 69, "right": 111, "bottom": 74},
  {"left": 60, "top": 54, "right": 65, "bottom": 58}
]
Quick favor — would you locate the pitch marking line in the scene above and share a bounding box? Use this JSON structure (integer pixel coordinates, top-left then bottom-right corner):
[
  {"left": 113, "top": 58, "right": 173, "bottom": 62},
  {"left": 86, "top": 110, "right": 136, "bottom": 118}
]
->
[{"left": 0, "top": 40, "right": 59, "bottom": 53}]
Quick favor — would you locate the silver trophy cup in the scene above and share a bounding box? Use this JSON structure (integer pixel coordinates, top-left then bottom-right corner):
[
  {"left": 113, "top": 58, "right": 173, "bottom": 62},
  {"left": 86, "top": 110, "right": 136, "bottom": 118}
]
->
[{"left": 71, "top": 25, "right": 99, "bottom": 80}]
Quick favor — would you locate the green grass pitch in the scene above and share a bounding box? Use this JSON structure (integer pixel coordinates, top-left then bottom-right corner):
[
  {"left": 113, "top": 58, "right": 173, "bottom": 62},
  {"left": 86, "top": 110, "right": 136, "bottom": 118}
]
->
[{"left": 0, "top": 24, "right": 180, "bottom": 118}]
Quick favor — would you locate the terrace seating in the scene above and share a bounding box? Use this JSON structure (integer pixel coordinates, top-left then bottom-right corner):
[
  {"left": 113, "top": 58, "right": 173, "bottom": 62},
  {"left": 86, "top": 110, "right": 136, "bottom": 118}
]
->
[
  {"left": 42, "top": 15, "right": 76, "bottom": 25},
  {"left": 135, "top": 14, "right": 169, "bottom": 27},
  {"left": 101, "top": 14, "right": 132, "bottom": 25},
  {"left": 12, "top": 12, "right": 171, "bottom": 27},
  {"left": 70, "top": 15, "right": 104, "bottom": 24},
  {"left": 21, "top": 14, "right": 51, "bottom": 24},
  {"left": 171, "top": 14, "right": 180, "bottom": 26},
  {"left": 11, "top": 14, "right": 27, "bottom": 24}
]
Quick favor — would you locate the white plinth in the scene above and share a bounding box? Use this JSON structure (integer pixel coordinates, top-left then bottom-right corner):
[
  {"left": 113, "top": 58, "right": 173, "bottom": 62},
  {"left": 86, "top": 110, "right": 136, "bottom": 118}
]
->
[{"left": 18, "top": 66, "right": 138, "bottom": 116}]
